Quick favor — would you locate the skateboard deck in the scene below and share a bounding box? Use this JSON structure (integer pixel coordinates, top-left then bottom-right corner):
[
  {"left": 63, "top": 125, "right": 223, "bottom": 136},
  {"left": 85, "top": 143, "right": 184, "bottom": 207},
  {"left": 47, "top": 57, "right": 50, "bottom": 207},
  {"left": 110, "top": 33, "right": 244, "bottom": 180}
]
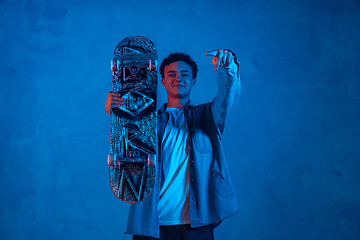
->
[{"left": 108, "top": 36, "right": 157, "bottom": 203}]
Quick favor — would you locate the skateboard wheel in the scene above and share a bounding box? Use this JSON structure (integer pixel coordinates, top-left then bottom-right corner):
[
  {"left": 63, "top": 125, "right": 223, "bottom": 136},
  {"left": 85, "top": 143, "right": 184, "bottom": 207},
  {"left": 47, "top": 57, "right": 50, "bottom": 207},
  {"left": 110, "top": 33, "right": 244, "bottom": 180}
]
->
[
  {"left": 148, "top": 154, "right": 156, "bottom": 167},
  {"left": 108, "top": 154, "right": 115, "bottom": 166},
  {"left": 111, "top": 60, "right": 118, "bottom": 72},
  {"left": 149, "top": 59, "right": 157, "bottom": 71}
]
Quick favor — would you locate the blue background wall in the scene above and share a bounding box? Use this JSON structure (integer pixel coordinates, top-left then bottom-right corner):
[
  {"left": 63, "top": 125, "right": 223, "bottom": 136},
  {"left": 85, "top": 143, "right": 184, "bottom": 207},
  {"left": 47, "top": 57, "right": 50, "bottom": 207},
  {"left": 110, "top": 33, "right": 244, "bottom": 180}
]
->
[{"left": 1, "top": 0, "right": 360, "bottom": 239}]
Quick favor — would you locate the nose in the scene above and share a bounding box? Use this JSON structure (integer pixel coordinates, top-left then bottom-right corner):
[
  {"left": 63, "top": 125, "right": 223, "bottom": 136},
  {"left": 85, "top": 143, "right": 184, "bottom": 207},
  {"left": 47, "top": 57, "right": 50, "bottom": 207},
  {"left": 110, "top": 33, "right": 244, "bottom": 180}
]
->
[{"left": 175, "top": 73, "right": 182, "bottom": 82}]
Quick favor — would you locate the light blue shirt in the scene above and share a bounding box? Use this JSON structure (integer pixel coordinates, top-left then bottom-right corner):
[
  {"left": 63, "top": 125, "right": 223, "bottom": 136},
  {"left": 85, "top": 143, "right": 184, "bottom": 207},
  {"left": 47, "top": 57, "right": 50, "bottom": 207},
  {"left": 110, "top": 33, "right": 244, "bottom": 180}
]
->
[{"left": 158, "top": 107, "right": 191, "bottom": 225}]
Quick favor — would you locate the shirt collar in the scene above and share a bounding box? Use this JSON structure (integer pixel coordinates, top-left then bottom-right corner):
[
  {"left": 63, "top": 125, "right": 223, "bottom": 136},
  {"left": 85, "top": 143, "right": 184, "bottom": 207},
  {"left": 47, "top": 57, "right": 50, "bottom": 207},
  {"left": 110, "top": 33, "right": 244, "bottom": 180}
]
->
[{"left": 158, "top": 100, "right": 193, "bottom": 114}]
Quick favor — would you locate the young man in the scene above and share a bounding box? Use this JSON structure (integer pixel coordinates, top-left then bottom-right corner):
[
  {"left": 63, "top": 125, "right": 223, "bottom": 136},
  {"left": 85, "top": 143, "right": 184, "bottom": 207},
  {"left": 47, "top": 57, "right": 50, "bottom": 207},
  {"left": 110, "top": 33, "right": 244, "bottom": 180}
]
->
[{"left": 105, "top": 49, "right": 241, "bottom": 239}]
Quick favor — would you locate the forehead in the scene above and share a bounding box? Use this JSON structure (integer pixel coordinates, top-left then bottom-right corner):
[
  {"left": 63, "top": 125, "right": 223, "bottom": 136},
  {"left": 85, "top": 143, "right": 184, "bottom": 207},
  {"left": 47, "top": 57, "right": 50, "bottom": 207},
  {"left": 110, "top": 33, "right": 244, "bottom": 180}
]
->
[{"left": 164, "top": 61, "right": 192, "bottom": 73}]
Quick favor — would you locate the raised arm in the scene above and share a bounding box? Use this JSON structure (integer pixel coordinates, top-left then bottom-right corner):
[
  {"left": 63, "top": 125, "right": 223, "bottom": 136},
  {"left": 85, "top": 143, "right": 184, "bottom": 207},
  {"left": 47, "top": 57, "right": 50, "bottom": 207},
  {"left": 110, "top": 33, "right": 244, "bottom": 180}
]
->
[{"left": 206, "top": 49, "right": 241, "bottom": 134}]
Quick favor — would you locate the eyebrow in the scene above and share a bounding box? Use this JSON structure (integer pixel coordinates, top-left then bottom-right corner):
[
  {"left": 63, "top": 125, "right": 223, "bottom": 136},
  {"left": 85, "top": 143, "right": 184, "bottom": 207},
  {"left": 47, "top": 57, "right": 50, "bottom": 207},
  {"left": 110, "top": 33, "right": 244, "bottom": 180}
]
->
[{"left": 166, "top": 70, "right": 190, "bottom": 73}]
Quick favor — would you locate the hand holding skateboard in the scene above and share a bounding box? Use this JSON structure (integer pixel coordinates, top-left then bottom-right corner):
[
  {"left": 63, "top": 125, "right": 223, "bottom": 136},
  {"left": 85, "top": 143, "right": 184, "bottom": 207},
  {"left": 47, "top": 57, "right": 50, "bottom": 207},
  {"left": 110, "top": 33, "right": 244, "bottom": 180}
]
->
[{"left": 105, "top": 92, "right": 124, "bottom": 115}]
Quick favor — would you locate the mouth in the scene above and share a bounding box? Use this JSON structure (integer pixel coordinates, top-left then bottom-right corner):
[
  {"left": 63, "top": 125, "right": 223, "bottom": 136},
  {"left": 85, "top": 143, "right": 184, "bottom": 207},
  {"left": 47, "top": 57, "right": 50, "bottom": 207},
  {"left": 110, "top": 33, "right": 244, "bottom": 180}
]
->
[{"left": 172, "top": 84, "right": 185, "bottom": 87}]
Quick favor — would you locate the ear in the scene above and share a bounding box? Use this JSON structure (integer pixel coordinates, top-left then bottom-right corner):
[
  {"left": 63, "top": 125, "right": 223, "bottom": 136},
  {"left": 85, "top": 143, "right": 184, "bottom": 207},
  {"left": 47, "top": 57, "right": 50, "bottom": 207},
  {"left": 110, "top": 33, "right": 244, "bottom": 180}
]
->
[
  {"left": 161, "top": 78, "right": 165, "bottom": 87},
  {"left": 192, "top": 78, "right": 196, "bottom": 86}
]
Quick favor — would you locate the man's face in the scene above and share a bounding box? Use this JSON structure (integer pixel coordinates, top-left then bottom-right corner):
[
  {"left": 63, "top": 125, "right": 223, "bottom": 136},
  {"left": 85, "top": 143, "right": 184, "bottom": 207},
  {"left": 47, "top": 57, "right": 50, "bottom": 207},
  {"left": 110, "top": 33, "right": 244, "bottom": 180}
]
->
[{"left": 161, "top": 61, "right": 195, "bottom": 100}]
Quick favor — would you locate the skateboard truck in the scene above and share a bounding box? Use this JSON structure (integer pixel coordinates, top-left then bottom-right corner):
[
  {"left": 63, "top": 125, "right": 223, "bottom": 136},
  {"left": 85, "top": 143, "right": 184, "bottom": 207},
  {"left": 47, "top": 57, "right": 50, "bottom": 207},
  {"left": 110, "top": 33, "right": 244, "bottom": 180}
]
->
[
  {"left": 108, "top": 153, "right": 156, "bottom": 167},
  {"left": 148, "top": 154, "right": 155, "bottom": 167}
]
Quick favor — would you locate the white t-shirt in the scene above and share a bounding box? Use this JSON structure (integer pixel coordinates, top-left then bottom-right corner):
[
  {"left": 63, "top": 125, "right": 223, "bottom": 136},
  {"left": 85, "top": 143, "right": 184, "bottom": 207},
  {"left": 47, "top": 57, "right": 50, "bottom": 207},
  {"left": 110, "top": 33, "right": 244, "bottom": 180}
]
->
[{"left": 158, "top": 107, "right": 191, "bottom": 225}]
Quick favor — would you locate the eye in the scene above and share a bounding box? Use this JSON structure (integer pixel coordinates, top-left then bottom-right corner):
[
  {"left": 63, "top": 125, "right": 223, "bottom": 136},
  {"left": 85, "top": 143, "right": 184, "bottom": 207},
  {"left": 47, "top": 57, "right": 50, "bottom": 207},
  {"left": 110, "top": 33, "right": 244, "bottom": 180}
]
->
[{"left": 181, "top": 72, "right": 189, "bottom": 77}]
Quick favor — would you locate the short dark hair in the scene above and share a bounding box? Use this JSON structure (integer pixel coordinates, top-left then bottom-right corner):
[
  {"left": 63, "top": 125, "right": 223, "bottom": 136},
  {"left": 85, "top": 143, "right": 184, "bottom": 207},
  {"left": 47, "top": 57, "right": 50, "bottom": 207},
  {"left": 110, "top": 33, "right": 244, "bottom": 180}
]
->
[{"left": 159, "top": 53, "right": 198, "bottom": 79}]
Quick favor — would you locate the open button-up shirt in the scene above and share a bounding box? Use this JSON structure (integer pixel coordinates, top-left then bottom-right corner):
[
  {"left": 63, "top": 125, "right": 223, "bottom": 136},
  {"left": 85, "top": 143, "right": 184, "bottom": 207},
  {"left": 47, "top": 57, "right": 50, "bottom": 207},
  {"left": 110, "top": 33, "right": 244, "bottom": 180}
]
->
[{"left": 125, "top": 101, "right": 238, "bottom": 238}]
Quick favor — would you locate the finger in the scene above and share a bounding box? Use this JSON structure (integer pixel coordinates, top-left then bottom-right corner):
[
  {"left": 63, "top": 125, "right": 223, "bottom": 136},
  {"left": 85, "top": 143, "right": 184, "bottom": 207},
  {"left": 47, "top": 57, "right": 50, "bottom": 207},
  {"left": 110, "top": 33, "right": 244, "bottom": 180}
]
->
[
  {"left": 105, "top": 97, "right": 123, "bottom": 107},
  {"left": 111, "top": 102, "right": 123, "bottom": 108},
  {"left": 107, "top": 92, "right": 120, "bottom": 103},
  {"left": 112, "top": 97, "right": 124, "bottom": 102},
  {"left": 110, "top": 93, "right": 123, "bottom": 101},
  {"left": 216, "top": 50, "right": 224, "bottom": 71},
  {"left": 110, "top": 92, "right": 121, "bottom": 97},
  {"left": 222, "top": 50, "right": 229, "bottom": 67},
  {"left": 206, "top": 50, "right": 218, "bottom": 57},
  {"left": 111, "top": 104, "right": 121, "bottom": 108},
  {"left": 225, "top": 51, "right": 234, "bottom": 66},
  {"left": 227, "top": 54, "right": 234, "bottom": 67}
]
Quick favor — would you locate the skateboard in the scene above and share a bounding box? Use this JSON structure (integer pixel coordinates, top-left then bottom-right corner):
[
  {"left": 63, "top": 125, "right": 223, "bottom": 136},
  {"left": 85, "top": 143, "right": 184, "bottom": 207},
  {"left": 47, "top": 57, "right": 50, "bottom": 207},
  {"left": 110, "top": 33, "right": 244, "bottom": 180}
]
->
[{"left": 108, "top": 36, "right": 157, "bottom": 203}]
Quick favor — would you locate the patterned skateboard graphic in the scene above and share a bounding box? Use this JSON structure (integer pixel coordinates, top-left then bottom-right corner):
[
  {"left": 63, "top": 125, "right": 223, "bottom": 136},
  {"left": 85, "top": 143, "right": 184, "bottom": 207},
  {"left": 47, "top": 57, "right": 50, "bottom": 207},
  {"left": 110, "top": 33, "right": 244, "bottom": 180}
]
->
[{"left": 108, "top": 36, "right": 157, "bottom": 203}]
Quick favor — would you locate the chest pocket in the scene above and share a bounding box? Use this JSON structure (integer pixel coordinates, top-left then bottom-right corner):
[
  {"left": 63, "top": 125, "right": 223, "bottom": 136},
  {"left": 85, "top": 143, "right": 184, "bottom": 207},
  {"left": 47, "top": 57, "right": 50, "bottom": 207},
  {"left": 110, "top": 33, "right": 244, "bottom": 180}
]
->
[{"left": 192, "top": 130, "right": 213, "bottom": 154}]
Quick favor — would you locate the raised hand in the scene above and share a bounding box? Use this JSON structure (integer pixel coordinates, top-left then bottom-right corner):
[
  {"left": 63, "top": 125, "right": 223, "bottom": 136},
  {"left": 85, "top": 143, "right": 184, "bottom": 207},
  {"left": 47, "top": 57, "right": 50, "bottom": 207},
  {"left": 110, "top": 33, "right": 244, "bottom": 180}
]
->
[{"left": 206, "top": 49, "right": 239, "bottom": 79}]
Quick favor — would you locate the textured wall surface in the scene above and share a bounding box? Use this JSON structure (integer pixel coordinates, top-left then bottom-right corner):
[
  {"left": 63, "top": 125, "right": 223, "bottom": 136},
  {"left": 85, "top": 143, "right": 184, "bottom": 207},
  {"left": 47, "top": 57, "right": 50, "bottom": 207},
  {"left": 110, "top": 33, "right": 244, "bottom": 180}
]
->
[{"left": 1, "top": 0, "right": 360, "bottom": 239}]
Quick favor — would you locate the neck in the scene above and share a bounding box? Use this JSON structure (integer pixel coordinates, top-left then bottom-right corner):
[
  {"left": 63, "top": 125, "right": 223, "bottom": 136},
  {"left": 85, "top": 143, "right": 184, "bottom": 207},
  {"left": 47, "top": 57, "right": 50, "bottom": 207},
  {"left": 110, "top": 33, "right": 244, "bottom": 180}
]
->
[{"left": 166, "top": 96, "right": 190, "bottom": 109}]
